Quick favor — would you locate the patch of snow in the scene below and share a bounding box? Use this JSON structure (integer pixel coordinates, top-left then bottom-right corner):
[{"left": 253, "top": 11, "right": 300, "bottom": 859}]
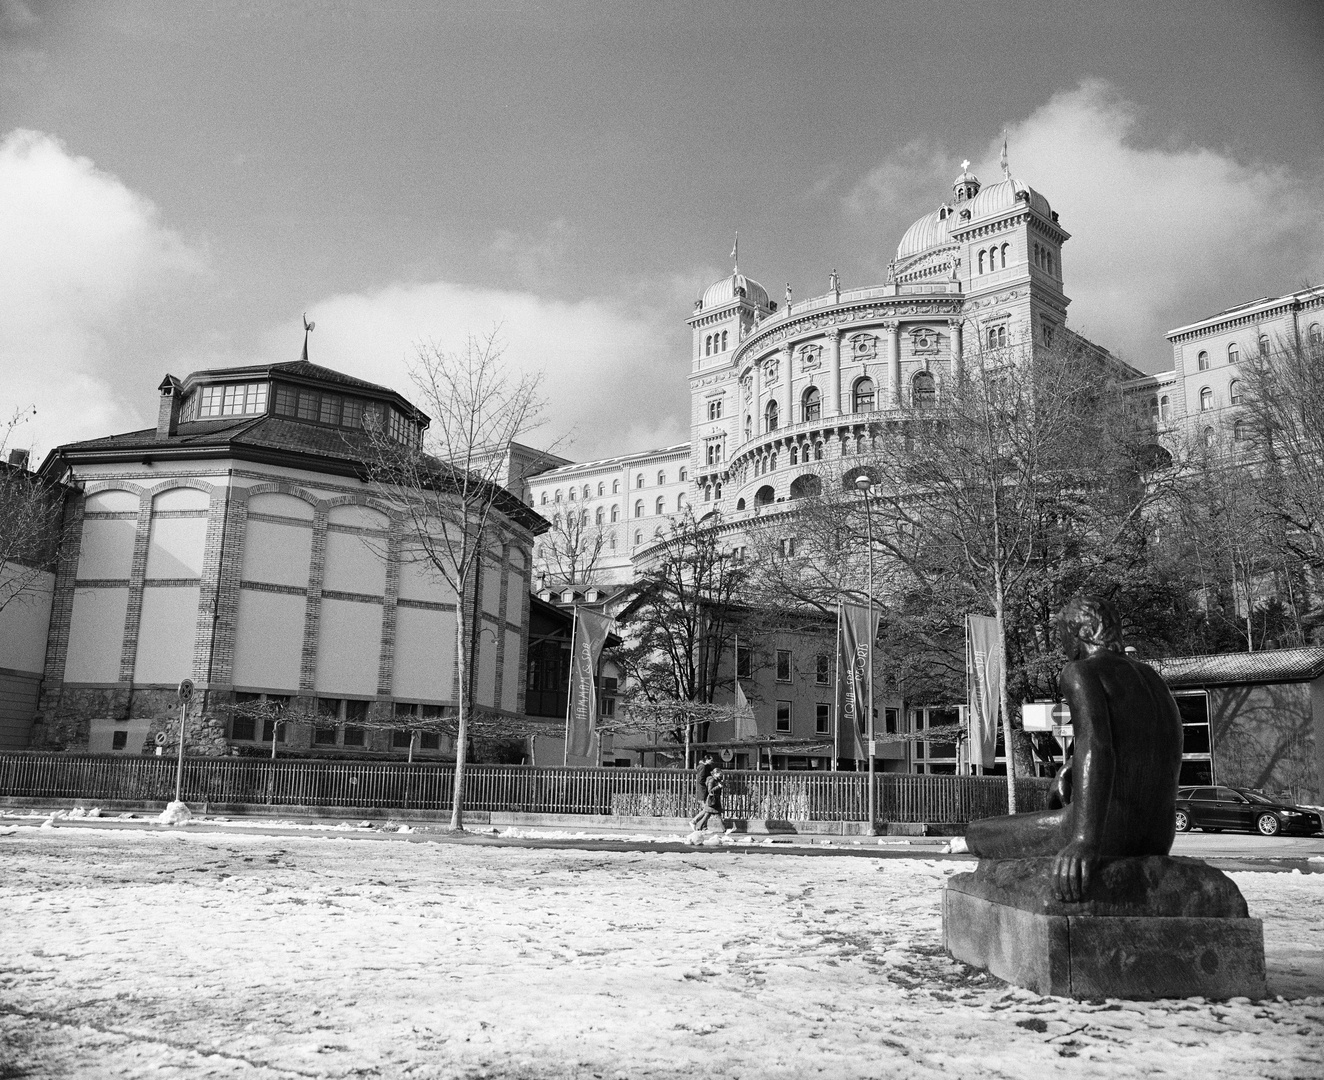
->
[{"left": 157, "top": 801, "right": 193, "bottom": 826}]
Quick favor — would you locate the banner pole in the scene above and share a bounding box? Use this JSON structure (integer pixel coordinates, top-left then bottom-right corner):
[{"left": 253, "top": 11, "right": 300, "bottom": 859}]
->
[
  {"left": 563, "top": 605, "right": 578, "bottom": 768},
  {"left": 832, "top": 604, "right": 841, "bottom": 773}
]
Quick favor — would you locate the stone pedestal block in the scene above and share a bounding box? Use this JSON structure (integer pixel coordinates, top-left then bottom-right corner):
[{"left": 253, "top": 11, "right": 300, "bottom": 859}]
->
[{"left": 942, "top": 856, "right": 1267, "bottom": 1000}]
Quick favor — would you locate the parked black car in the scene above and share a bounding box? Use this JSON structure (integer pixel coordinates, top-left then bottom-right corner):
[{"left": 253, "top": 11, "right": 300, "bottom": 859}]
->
[{"left": 1174, "top": 786, "right": 1323, "bottom": 836}]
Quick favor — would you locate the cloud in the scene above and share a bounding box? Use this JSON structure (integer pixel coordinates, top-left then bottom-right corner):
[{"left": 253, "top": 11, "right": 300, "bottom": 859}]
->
[
  {"left": 0, "top": 129, "right": 206, "bottom": 458},
  {"left": 846, "top": 81, "right": 1324, "bottom": 371},
  {"left": 266, "top": 279, "right": 693, "bottom": 461}
]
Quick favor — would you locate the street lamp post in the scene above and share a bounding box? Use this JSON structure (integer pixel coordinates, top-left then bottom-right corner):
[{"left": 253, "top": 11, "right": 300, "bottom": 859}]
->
[{"left": 854, "top": 475, "right": 876, "bottom": 835}]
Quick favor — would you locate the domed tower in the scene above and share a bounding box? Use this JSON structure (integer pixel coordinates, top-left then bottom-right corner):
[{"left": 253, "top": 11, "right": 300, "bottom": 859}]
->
[
  {"left": 687, "top": 264, "right": 775, "bottom": 512},
  {"left": 952, "top": 162, "right": 981, "bottom": 203}
]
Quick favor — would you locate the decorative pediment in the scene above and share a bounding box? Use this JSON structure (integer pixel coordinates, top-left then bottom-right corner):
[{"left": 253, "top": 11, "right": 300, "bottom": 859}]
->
[
  {"left": 910, "top": 327, "right": 942, "bottom": 354},
  {"left": 849, "top": 333, "right": 878, "bottom": 360},
  {"left": 799, "top": 344, "right": 823, "bottom": 371}
]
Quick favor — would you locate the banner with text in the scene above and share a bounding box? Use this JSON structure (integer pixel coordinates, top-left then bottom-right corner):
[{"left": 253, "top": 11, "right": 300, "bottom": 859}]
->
[
  {"left": 838, "top": 602, "right": 880, "bottom": 760},
  {"left": 566, "top": 608, "right": 615, "bottom": 759},
  {"left": 966, "top": 614, "right": 1004, "bottom": 769}
]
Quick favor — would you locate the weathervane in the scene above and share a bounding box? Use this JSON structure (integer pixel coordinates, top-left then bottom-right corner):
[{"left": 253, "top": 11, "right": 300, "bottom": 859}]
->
[{"left": 301, "top": 313, "right": 315, "bottom": 362}]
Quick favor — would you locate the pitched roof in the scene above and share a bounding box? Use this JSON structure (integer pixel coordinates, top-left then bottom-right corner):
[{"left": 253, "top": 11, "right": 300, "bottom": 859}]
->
[{"left": 1150, "top": 647, "right": 1324, "bottom": 687}]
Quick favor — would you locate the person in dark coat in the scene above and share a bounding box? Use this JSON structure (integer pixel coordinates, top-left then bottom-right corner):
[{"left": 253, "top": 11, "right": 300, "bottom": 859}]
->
[{"left": 691, "top": 767, "right": 725, "bottom": 833}]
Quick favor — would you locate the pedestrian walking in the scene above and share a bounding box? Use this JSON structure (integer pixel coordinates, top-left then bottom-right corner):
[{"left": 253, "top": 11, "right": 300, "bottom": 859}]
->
[{"left": 691, "top": 767, "right": 725, "bottom": 833}]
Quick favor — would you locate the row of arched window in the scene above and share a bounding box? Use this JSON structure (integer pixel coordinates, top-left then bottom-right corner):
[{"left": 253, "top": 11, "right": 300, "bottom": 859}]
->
[
  {"left": 704, "top": 331, "right": 729, "bottom": 356},
  {"left": 749, "top": 373, "right": 943, "bottom": 438},
  {"left": 977, "top": 243, "right": 1009, "bottom": 275},
  {"left": 539, "top": 468, "right": 690, "bottom": 506},
  {"left": 1032, "top": 242, "right": 1055, "bottom": 275},
  {"left": 1198, "top": 381, "right": 1241, "bottom": 412}
]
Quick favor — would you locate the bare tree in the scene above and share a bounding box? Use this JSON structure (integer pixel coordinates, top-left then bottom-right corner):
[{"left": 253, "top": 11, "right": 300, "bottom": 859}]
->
[
  {"left": 536, "top": 506, "right": 607, "bottom": 588},
  {"left": 362, "top": 331, "right": 547, "bottom": 831},
  {"left": 0, "top": 408, "right": 66, "bottom": 616}
]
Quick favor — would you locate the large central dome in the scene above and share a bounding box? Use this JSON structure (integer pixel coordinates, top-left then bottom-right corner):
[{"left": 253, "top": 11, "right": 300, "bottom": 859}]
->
[
  {"left": 701, "top": 272, "right": 769, "bottom": 311},
  {"left": 894, "top": 168, "right": 1054, "bottom": 264}
]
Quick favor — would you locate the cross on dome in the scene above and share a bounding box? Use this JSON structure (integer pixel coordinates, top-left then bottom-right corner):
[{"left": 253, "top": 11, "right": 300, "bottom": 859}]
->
[{"left": 961, "top": 159, "right": 970, "bottom": 171}]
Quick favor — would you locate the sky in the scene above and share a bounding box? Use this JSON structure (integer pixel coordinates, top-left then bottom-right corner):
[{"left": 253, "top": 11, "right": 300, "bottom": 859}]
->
[{"left": 2, "top": 0, "right": 1322, "bottom": 462}]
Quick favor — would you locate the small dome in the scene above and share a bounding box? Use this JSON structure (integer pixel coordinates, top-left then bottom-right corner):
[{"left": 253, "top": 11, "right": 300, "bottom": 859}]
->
[
  {"left": 968, "top": 177, "right": 1052, "bottom": 222},
  {"left": 701, "top": 272, "right": 769, "bottom": 311},
  {"left": 896, "top": 208, "right": 955, "bottom": 261}
]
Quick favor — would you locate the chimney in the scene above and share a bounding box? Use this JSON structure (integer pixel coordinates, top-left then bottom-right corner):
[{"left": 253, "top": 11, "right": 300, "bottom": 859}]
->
[
  {"left": 7, "top": 448, "right": 30, "bottom": 470},
  {"left": 157, "top": 375, "right": 183, "bottom": 439}
]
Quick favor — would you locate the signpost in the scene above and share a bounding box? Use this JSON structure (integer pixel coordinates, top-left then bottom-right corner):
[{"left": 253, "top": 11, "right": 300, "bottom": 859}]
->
[{"left": 174, "top": 679, "right": 193, "bottom": 806}]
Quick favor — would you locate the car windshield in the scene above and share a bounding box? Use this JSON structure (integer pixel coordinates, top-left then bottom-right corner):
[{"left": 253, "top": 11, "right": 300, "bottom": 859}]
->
[{"left": 1241, "top": 791, "right": 1275, "bottom": 805}]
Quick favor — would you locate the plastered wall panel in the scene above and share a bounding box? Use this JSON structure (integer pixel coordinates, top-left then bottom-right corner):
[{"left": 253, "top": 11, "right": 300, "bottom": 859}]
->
[
  {"left": 482, "top": 565, "right": 502, "bottom": 617},
  {"left": 84, "top": 490, "right": 139, "bottom": 513},
  {"left": 501, "top": 629, "right": 521, "bottom": 711},
  {"left": 0, "top": 566, "right": 53, "bottom": 674},
  {"left": 391, "top": 606, "right": 454, "bottom": 701},
  {"left": 64, "top": 587, "right": 129, "bottom": 683},
  {"left": 323, "top": 530, "right": 387, "bottom": 596},
  {"left": 240, "top": 519, "right": 313, "bottom": 588},
  {"left": 504, "top": 572, "right": 525, "bottom": 627},
  {"left": 145, "top": 516, "right": 208, "bottom": 579},
  {"left": 133, "top": 587, "right": 200, "bottom": 684},
  {"left": 231, "top": 589, "right": 305, "bottom": 690},
  {"left": 327, "top": 504, "right": 389, "bottom": 531},
  {"left": 476, "top": 623, "right": 498, "bottom": 707},
  {"left": 76, "top": 517, "right": 137, "bottom": 580},
  {"left": 396, "top": 556, "right": 457, "bottom": 606},
  {"left": 313, "top": 598, "right": 383, "bottom": 697},
  {"left": 151, "top": 488, "right": 210, "bottom": 512},
  {"left": 246, "top": 492, "right": 314, "bottom": 520}
]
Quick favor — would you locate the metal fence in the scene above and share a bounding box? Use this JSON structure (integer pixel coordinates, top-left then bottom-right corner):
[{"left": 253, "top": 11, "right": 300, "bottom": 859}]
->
[{"left": 0, "top": 753, "right": 1051, "bottom": 823}]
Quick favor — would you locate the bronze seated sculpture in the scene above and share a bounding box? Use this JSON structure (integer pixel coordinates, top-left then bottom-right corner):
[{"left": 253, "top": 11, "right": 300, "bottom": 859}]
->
[{"left": 942, "top": 595, "right": 1267, "bottom": 999}]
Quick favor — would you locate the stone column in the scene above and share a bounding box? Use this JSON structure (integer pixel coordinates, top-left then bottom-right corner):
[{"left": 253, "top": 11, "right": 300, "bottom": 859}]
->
[
  {"left": 884, "top": 322, "right": 902, "bottom": 407},
  {"left": 752, "top": 357, "right": 763, "bottom": 434},
  {"left": 950, "top": 319, "right": 964, "bottom": 383},
  {"left": 828, "top": 329, "right": 842, "bottom": 416},
  {"left": 781, "top": 345, "right": 794, "bottom": 427}
]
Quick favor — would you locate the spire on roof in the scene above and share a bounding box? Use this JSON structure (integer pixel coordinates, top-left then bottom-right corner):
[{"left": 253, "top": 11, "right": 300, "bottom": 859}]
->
[{"left": 301, "top": 313, "right": 315, "bottom": 362}]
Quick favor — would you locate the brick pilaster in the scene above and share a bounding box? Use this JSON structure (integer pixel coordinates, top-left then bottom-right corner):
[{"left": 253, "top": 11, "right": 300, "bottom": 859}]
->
[
  {"left": 298, "top": 503, "right": 330, "bottom": 693},
  {"left": 117, "top": 493, "right": 155, "bottom": 684},
  {"left": 375, "top": 517, "right": 402, "bottom": 698},
  {"left": 36, "top": 492, "right": 86, "bottom": 713},
  {"left": 207, "top": 491, "right": 249, "bottom": 687}
]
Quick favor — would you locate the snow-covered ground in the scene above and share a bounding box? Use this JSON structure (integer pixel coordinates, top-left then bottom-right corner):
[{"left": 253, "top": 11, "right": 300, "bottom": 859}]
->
[{"left": 1, "top": 826, "right": 1321, "bottom": 1079}]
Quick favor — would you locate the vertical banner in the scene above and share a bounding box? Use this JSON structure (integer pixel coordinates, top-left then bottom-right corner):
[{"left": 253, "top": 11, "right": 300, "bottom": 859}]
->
[
  {"left": 966, "top": 614, "right": 1003, "bottom": 769},
  {"left": 566, "top": 608, "right": 615, "bottom": 760},
  {"left": 837, "top": 602, "right": 880, "bottom": 761},
  {"left": 733, "top": 678, "right": 757, "bottom": 741}
]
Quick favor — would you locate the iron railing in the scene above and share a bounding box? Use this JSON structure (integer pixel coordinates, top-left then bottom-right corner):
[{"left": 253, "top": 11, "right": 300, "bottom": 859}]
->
[{"left": 0, "top": 753, "right": 1051, "bottom": 823}]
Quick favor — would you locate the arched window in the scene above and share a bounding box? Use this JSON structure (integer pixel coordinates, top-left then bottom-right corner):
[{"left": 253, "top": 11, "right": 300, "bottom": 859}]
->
[
  {"left": 1310, "top": 323, "right": 1322, "bottom": 346},
  {"left": 1148, "top": 395, "right": 1160, "bottom": 421},
  {"left": 736, "top": 498, "right": 746, "bottom": 511},
  {"left": 1046, "top": 251, "right": 1054, "bottom": 275},
  {"left": 703, "top": 485, "right": 711, "bottom": 502},
  {"left": 721, "top": 330, "right": 728, "bottom": 350},
  {"left": 595, "top": 507, "right": 604, "bottom": 525},
  {"left": 655, "top": 496, "right": 665, "bottom": 515},
  {"left": 1233, "top": 420, "right": 1248, "bottom": 442},
  {"left": 1000, "top": 242, "right": 1009, "bottom": 268},
  {"left": 853, "top": 377, "right": 875, "bottom": 413},
  {"left": 610, "top": 534, "right": 617, "bottom": 551},
  {"left": 912, "top": 371, "right": 936, "bottom": 407},
  {"left": 802, "top": 386, "right": 821, "bottom": 423},
  {"left": 704, "top": 335, "right": 711, "bottom": 356},
  {"left": 1159, "top": 395, "right": 1171, "bottom": 421},
  {"left": 987, "top": 324, "right": 1008, "bottom": 349},
  {"left": 744, "top": 416, "right": 752, "bottom": 441},
  {"left": 1229, "top": 380, "right": 1241, "bottom": 405},
  {"left": 612, "top": 479, "right": 619, "bottom": 494},
  {"left": 634, "top": 500, "right": 644, "bottom": 518},
  {"left": 677, "top": 494, "right": 687, "bottom": 512},
  {"left": 1228, "top": 343, "right": 1239, "bottom": 364},
  {"left": 580, "top": 509, "right": 588, "bottom": 526},
  {"left": 582, "top": 485, "right": 590, "bottom": 499},
  {"left": 568, "top": 488, "right": 575, "bottom": 501},
  {"left": 1197, "top": 351, "right": 1209, "bottom": 371},
  {"left": 540, "top": 493, "right": 548, "bottom": 505},
  {"left": 770, "top": 451, "right": 778, "bottom": 470},
  {"left": 636, "top": 474, "right": 644, "bottom": 488},
  {"left": 754, "top": 485, "right": 775, "bottom": 506},
  {"left": 714, "top": 483, "right": 722, "bottom": 499},
  {"left": 678, "top": 467, "right": 687, "bottom": 481},
  {"left": 765, "top": 400, "right": 779, "bottom": 432},
  {"left": 610, "top": 505, "right": 619, "bottom": 522},
  {"left": 554, "top": 489, "right": 562, "bottom": 502},
  {"left": 814, "top": 441, "right": 824, "bottom": 461},
  {"left": 1259, "top": 334, "right": 1270, "bottom": 357},
  {"left": 789, "top": 445, "right": 798, "bottom": 466},
  {"left": 596, "top": 482, "right": 604, "bottom": 496},
  {"left": 790, "top": 474, "right": 821, "bottom": 499},
  {"left": 977, "top": 249, "right": 986, "bottom": 274},
  {"left": 657, "top": 470, "right": 665, "bottom": 485},
  {"left": 1199, "top": 386, "right": 1213, "bottom": 411},
  {"left": 1202, "top": 426, "right": 1215, "bottom": 449},
  {"left": 634, "top": 530, "right": 642, "bottom": 546}
]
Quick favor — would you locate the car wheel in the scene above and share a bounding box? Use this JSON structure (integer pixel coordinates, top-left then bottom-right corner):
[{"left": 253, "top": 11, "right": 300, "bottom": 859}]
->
[
  {"left": 1256, "top": 813, "right": 1280, "bottom": 836},
  {"left": 1174, "top": 809, "right": 1190, "bottom": 832}
]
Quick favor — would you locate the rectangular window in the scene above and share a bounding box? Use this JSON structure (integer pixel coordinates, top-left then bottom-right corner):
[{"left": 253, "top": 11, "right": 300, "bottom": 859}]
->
[
  {"left": 112, "top": 730, "right": 128, "bottom": 750},
  {"left": 815, "top": 655, "right": 830, "bottom": 684},
  {"left": 392, "top": 728, "right": 413, "bottom": 748},
  {"left": 198, "top": 382, "right": 268, "bottom": 418},
  {"left": 319, "top": 394, "right": 342, "bottom": 426},
  {"left": 420, "top": 732, "right": 440, "bottom": 750},
  {"left": 342, "top": 726, "right": 365, "bottom": 747},
  {"left": 313, "top": 726, "right": 338, "bottom": 746},
  {"left": 315, "top": 697, "right": 340, "bottom": 745},
  {"left": 776, "top": 701, "right": 792, "bottom": 733},
  {"left": 231, "top": 714, "right": 256, "bottom": 741},
  {"left": 297, "top": 389, "right": 319, "bottom": 421},
  {"left": 341, "top": 398, "right": 363, "bottom": 428},
  {"left": 775, "top": 649, "right": 792, "bottom": 682},
  {"left": 815, "top": 703, "right": 830, "bottom": 734},
  {"left": 737, "top": 645, "right": 752, "bottom": 679},
  {"left": 261, "top": 718, "right": 286, "bottom": 743},
  {"left": 273, "top": 384, "right": 298, "bottom": 416},
  {"left": 884, "top": 708, "right": 898, "bottom": 735}
]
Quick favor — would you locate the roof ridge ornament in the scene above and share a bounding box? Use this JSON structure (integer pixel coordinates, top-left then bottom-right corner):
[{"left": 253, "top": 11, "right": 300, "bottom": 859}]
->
[{"left": 301, "top": 313, "right": 315, "bottom": 362}]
